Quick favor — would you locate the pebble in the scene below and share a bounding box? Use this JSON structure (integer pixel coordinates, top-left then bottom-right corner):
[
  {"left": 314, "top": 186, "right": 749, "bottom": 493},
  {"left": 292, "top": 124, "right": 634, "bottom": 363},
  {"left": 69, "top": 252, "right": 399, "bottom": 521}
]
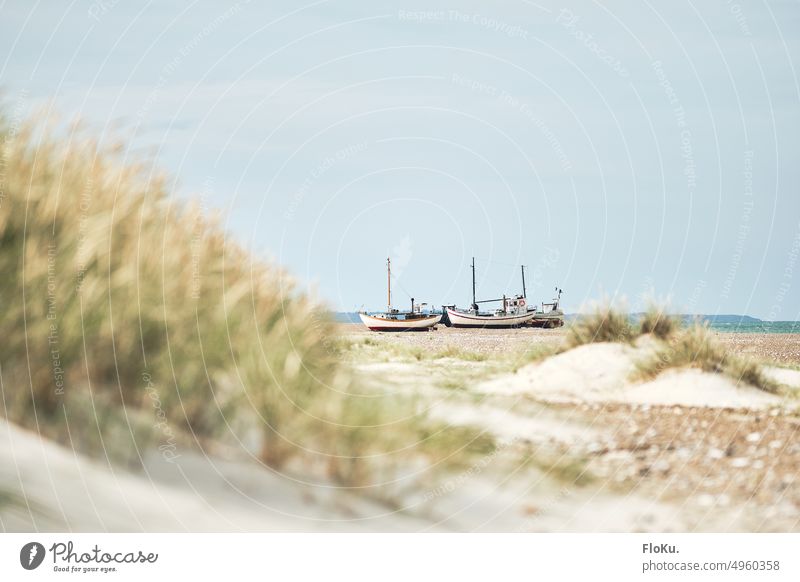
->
[
  {"left": 652, "top": 459, "right": 671, "bottom": 473},
  {"left": 697, "top": 493, "right": 715, "bottom": 507},
  {"left": 746, "top": 432, "right": 762, "bottom": 443}
]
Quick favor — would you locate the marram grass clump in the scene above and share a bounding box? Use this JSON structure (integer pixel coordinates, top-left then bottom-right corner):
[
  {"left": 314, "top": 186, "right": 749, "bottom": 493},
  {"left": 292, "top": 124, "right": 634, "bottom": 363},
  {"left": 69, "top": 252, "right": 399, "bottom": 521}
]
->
[
  {"left": 565, "top": 303, "right": 636, "bottom": 348},
  {"left": 638, "top": 305, "right": 680, "bottom": 339},
  {"left": 0, "top": 111, "right": 342, "bottom": 466},
  {"left": 635, "top": 323, "right": 779, "bottom": 393},
  {"left": 567, "top": 304, "right": 776, "bottom": 393},
  {"left": 0, "top": 110, "right": 491, "bottom": 484},
  {"left": 567, "top": 302, "right": 681, "bottom": 347}
]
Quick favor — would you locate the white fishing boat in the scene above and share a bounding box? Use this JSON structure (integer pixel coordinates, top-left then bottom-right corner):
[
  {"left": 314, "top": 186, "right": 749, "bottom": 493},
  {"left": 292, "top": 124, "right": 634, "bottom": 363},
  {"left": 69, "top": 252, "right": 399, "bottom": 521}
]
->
[
  {"left": 442, "top": 258, "right": 535, "bottom": 328},
  {"left": 359, "top": 258, "right": 441, "bottom": 332},
  {"left": 444, "top": 303, "right": 534, "bottom": 328},
  {"left": 359, "top": 311, "right": 441, "bottom": 331}
]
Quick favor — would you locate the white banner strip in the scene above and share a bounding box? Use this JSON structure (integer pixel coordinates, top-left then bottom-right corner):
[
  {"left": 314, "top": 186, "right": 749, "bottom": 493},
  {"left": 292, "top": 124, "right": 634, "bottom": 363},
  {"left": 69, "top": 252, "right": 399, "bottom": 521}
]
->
[{"left": 1, "top": 533, "right": 798, "bottom": 581}]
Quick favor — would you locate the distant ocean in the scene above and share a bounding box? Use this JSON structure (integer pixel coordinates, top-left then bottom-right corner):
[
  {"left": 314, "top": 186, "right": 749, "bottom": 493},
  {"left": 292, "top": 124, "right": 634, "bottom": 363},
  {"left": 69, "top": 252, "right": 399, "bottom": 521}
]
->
[
  {"left": 704, "top": 321, "right": 800, "bottom": 334},
  {"left": 335, "top": 312, "right": 800, "bottom": 333},
  {"left": 672, "top": 315, "right": 800, "bottom": 334}
]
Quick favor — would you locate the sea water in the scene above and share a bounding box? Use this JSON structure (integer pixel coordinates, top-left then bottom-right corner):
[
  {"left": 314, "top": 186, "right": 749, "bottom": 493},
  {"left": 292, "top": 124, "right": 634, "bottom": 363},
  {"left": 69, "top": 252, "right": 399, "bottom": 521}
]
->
[{"left": 706, "top": 321, "right": 800, "bottom": 334}]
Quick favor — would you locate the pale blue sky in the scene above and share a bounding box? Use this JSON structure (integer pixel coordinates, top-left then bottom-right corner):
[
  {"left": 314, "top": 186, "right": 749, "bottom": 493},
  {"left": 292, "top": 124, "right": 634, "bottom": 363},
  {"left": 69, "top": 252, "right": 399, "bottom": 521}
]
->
[{"left": 2, "top": 0, "right": 799, "bottom": 318}]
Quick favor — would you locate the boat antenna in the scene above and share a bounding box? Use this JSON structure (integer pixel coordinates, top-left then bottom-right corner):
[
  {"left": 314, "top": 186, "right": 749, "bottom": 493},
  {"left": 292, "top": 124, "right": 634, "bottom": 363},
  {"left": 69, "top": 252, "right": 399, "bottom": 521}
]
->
[
  {"left": 521, "top": 265, "right": 527, "bottom": 299},
  {"left": 471, "top": 257, "right": 477, "bottom": 309},
  {"left": 387, "top": 257, "right": 392, "bottom": 311}
]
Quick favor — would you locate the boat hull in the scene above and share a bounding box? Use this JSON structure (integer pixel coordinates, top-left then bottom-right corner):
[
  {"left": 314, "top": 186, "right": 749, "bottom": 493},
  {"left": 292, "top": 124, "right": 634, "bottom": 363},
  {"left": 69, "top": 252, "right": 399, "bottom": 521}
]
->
[
  {"left": 445, "top": 308, "right": 535, "bottom": 329},
  {"left": 359, "top": 313, "right": 441, "bottom": 332}
]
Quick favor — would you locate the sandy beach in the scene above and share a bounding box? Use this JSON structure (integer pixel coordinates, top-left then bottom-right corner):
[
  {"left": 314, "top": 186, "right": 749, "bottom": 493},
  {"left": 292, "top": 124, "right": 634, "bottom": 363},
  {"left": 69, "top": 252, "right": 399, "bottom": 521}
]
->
[
  {"left": 4, "top": 322, "right": 798, "bottom": 532},
  {"left": 339, "top": 324, "right": 800, "bottom": 365},
  {"left": 716, "top": 333, "right": 800, "bottom": 365},
  {"left": 336, "top": 323, "right": 800, "bottom": 531}
]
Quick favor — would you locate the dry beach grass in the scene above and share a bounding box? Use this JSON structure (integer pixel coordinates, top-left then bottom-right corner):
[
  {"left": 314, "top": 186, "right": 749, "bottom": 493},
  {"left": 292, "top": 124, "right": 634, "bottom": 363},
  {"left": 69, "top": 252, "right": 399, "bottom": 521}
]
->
[
  {"left": 0, "top": 110, "right": 350, "bottom": 472},
  {"left": 0, "top": 109, "right": 492, "bottom": 496}
]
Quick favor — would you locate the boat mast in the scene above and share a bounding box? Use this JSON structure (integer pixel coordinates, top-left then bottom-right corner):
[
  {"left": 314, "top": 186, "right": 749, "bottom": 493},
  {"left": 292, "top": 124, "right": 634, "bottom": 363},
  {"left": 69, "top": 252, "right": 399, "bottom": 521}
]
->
[
  {"left": 521, "top": 265, "right": 527, "bottom": 299},
  {"left": 387, "top": 257, "right": 392, "bottom": 311},
  {"left": 471, "top": 257, "right": 477, "bottom": 308}
]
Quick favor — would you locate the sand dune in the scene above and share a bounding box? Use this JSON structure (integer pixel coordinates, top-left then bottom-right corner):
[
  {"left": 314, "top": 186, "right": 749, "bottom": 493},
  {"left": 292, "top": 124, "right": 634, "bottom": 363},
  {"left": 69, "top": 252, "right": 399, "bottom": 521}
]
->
[
  {"left": 0, "top": 420, "right": 435, "bottom": 532},
  {"left": 478, "top": 340, "right": 795, "bottom": 409},
  {"left": 4, "top": 328, "right": 799, "bottom": 532},
  {"left": 342, "top": 326, "right": 800, "bottom": 532}
]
